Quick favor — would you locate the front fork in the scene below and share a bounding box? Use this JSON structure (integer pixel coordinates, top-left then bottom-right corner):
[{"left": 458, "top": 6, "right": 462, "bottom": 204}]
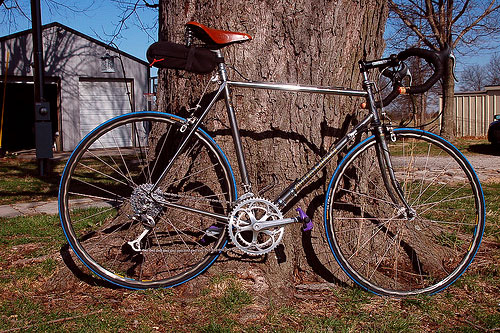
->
[
  {"left": 360, "top": 67, "right": 416, "bottom": 220},
  {"left": 374, "top": 125, "right": 416, "bottom": 220}
]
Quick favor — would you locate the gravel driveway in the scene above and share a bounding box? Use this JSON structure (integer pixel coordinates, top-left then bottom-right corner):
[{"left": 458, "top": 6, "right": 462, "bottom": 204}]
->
[{"left": 465, "top": 154, "right": 500, "bottom": 183}]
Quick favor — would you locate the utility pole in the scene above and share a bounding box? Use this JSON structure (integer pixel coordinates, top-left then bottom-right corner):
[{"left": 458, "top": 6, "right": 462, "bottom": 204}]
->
[{"left": 31, "top": 0, "right": 53, "bottom": 175}]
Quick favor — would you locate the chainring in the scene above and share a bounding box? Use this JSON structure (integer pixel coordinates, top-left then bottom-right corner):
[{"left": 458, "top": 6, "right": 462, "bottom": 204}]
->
[{"left": 228, "top": 197, "right": 284, "bottom": 255}]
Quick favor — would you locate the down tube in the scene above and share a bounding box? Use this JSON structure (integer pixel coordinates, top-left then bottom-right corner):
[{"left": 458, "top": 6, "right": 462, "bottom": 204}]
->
[{"left": 275, "top": 113, "right": 374, "bottom": 209}]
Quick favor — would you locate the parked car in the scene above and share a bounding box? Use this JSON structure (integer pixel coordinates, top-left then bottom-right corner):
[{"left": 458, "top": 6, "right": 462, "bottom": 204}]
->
[{"left": 488, "top": 114, "right": 500, "bottom": 145}]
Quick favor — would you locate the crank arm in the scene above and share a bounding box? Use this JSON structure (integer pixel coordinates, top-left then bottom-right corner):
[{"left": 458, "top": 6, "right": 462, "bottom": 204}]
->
[{"left": 253, "top": 217, "right": 299, "bottom": 231}]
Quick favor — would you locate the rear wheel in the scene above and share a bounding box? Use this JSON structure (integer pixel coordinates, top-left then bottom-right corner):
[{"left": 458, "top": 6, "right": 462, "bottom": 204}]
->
[
  {"left": 59, "top": 112, "right": 236, "bottom": 289},
  {"left": 325, "top": 128, "right": 485, "bottom": 296}
]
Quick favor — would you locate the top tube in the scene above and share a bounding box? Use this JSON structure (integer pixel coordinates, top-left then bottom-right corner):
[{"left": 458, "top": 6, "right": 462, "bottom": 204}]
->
[{"left": 227, "top": 80, "right": 367, "bottom": 97}]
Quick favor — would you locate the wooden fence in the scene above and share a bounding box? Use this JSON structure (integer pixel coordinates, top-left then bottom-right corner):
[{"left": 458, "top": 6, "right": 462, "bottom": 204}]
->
[{"left": 448, "top": 86, "right": 500, "bottom": 137}]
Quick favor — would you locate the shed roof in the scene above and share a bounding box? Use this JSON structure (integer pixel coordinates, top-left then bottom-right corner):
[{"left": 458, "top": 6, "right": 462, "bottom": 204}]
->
[
  {"left": 0, "top": 22, "right": 148, "bottom": 66},
  {"left": 453, "top": 85, "right": 500, "bottom": 96}
]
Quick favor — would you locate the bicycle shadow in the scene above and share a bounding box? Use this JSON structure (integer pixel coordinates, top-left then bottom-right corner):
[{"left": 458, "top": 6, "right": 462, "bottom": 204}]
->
[
  {"left": 207, "top": 111, "right": 357, "bottom": 286},
  {"left": 59, "top": 243, "right": 121, "bottom": 289},
  {"left": 467, "top": 143, "right": 500, "bottom": 156}
]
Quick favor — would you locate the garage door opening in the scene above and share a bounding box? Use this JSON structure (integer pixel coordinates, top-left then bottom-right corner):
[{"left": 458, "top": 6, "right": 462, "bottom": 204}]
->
[{"left": 0, "top": 80, "right": 59, "bottom": 152}]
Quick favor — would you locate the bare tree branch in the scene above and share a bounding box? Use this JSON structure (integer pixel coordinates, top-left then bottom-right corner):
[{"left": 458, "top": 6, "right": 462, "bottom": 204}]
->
[
  {"left": 452, "top": 0, "right": 470, "bottom": 25},
  {"left": 460, "top": 64, "right": 486, "bottom": 90},
  {"left": 13, "top": 0, "right": 31, "bottom": 21},
  {"left": 408, "top": 0, "right": 426, "bottom": 14},
  {"left": 103, "top": 0, "right": 158, "bottom": 45},
  {"left": 143, "top": 0, "right": 158, "bottom": 8},
  {"left": 389, "top": 0, "right": 435, "bottom": 49},
  {"left": 453, "top": 1, "right": 500, "bottom": 48},
  {"left": 486, "top": 53, "right": 500, "bottom": 84},
  {"left": 425, "top": 0, "right": 444, "bottom": 47},
  {"left": 108, "top": 0, "right": 141, "bottom": 45},
  {"left": 387, "top": 0, "right": 500, "bottom": 139}
]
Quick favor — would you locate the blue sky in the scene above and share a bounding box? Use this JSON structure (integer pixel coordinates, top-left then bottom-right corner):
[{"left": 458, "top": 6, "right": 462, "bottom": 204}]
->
[
  {"left": 0, "top": 1, "right": 158, "bottom": 62},
  {"left": 0, "top": 1, "right": 497, "bottom": 76}
]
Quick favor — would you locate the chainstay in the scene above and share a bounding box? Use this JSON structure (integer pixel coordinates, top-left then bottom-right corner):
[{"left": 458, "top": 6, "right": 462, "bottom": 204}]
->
[{"left": 161, "top": 192, "right": 233, "bottom": 206}]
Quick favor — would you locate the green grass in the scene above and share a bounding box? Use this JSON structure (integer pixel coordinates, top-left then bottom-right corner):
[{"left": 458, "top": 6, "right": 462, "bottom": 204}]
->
[
  {"left": 11, "top": 258, "right": 58, "bottom": 280},
  {"left": 0, "top": 144, "right": 498, "bottom": 332},
  {"left": 0, "top": 156, "right": 137, "bottom": 205},
  {"left": 387, "top": 136, "right": 497, "bottom": 157},
  {"left": 0, "top": 158, "right": 64, "bottom": 205},
  {"left": 0, "top": 211, "right": 498, "bottom": 332},
  {"left": 70, "top": 206, "right": 118, "bottom": 232},
  {"left": 0, "top": 214, "right": 64, "bottom": 247},
  {"left": 217, "top": 283, "right": 253, "bottom": 313},
  {"left": 483, "top": 182, "right": 500, "bottom": 242},
  {"left": 0, "top": 296, "right": 127, "bottom": 332}
]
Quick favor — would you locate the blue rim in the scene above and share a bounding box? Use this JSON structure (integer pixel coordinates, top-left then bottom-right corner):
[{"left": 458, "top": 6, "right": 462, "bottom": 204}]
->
[
  {"left": 323, "top": 128, "right": 485, "bottom": 296},
  {"left": 58, "top": 111, "right": 237, "bottom": 289}
]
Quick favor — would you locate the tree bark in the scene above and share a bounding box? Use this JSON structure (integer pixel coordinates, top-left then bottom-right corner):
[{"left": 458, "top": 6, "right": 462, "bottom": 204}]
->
[
  {"left": 440, "top": 57, "right": 456, "bottom": 140},
  {"left": 157, "top": 0, "right": 388, "bottom": 295}
]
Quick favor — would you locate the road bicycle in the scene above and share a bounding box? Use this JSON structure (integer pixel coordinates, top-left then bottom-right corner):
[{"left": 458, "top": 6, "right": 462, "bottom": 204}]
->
[{"left": 58, "top": 22, "right": 485, "bottom": 297}]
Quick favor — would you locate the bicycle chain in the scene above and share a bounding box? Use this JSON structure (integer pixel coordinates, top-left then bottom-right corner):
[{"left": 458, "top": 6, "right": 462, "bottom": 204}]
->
[
  {"left": 141, "top": 246, "right": 236, "bottom": 254},
  {"left": 128, "top": 191, "right": 237, "bottom": 254},
  {"left": 140, "top": 193, "right": 285, "bottom": 255},
  {"left": 161, "top": 192, "right": 232, "bottom": 206}
]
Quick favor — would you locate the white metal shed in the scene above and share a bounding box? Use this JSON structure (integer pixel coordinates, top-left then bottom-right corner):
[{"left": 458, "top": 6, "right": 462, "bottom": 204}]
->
[{"left": 0, "top": 22, "right": 150, "bottom": 151}]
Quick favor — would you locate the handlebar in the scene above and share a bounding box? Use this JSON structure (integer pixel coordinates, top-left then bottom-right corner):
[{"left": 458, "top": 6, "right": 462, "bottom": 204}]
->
[{"left": 361, "top": 46, "right": 450, "bottom": 107}]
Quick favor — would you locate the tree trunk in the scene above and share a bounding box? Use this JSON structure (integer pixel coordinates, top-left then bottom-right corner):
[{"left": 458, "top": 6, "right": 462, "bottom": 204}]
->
[
  {"left": 157, "top": 0, "right": 388, "bottom": 295},
  {"left": 440, "top": 57, "right": 456, "bottom": 140}
]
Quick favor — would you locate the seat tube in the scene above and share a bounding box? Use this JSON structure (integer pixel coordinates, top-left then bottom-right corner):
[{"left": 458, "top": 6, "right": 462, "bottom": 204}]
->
[{"left": 217, "top": 58, "right": 252, "bottom": 193}]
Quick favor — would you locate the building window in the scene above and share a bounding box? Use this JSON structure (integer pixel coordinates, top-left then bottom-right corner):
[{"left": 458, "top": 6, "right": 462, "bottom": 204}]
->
[{"left": 101, "top": 53, "right": 115, "bottom": 73}]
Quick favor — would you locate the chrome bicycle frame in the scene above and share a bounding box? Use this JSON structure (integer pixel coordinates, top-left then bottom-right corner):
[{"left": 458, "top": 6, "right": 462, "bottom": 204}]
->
[{"left": 153, "top": 51, "right": 406, "bottom": 217}]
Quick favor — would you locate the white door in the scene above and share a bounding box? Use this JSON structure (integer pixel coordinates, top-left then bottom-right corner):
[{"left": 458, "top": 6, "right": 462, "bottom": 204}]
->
[{"left": 79, "top": 80, "right": 133, "bottom": 147}]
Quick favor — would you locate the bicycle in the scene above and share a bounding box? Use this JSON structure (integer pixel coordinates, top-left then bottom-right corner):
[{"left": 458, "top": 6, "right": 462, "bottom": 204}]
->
[{"left": 58, "top": 21, "right": 485, "bottom": 297}]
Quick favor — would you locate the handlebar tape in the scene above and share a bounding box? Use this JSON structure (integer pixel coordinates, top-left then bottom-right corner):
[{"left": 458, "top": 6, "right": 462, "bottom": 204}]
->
[{"left": 397, "top": 47, "right": 447, "bottom": 94}]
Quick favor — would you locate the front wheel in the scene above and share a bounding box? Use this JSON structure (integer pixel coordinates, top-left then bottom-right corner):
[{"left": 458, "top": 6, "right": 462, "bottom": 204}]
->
[
  {"left": 59, "top": 112, "right": 237, "bottom": 289},
  {"left": 324, "top": 128, "right": 485, "bottom": 296}
]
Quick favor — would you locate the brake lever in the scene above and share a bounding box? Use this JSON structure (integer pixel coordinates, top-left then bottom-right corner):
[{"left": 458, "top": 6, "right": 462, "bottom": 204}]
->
[
  {"left": 381, "top": 62, "right": 412, "bottom": 88},
  {"left": 397, "top": 62, "right": 412, "bottom": 86},
  {"left": 450, "top": 50, "right": 458, "bottom": 82}
]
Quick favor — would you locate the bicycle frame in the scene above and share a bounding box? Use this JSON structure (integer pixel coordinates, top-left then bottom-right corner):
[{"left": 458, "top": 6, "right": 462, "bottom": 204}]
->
[{"left": 152, "top": 51, "right": 404, "bottom": 220}]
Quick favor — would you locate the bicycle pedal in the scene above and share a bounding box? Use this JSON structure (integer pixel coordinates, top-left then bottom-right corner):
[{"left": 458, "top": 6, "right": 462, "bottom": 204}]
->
[{"left": 296, "top": 207, "right": 313, "bottom": 232}]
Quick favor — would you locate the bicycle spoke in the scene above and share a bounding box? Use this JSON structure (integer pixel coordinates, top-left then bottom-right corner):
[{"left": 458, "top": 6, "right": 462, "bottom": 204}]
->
[
  {"left": 67, "top": 191, "right": 126, "bottom": 205},
  {"left": 78, "top": 162, "right": 129, "bottom": 187},
  {"left": 326, "top": 129, "right": 484, "bottom": 296},
  {"left": 60, "top": 114, "right": 234, "bottom": 288},
  {"left": 87, "top": 149, "right": 135, "bottom": 186},
  {"left": 334, "top": 187, "right": 398, "bottom": 207},
  {"left": 163, "top": 162, "right": 222, "bottom": 188},
  {"left": 150, "top": 123, "right": 173, "bottom": 180},
  {"left": 73, "top": 177, "right": 128, "bottom": 202},
  {"left": 131, "top": 121, "right": 152, "bottom": 183}
]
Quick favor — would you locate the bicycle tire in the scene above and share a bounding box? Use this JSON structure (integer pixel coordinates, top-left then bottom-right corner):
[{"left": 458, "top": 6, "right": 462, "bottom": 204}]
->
[
  {"left": 59, "top": 111, "right": 237, "bottom": 289},
  {"left": 324, "top": 128, "right": 485, "bottom": 296}
]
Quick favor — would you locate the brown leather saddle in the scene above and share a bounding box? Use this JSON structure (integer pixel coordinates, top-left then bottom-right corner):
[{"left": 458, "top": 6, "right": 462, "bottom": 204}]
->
[{"left": 186, "top": 21, "right": 252, "bottom": 47}]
